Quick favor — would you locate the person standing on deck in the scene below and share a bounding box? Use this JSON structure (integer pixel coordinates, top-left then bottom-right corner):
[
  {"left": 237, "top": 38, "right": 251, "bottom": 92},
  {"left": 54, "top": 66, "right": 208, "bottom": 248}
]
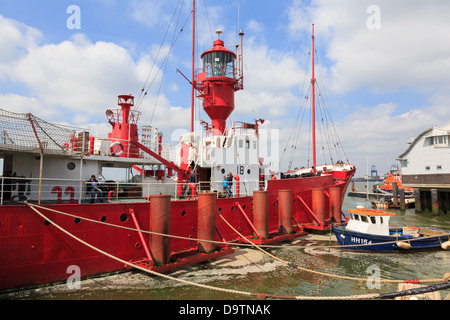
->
[{"left": 227, "top": 172, "right": 233, "bottom": 196}]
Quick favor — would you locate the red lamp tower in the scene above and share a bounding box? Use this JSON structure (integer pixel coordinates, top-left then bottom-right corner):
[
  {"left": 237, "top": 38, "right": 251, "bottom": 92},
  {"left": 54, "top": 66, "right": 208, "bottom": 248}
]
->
[
  {"left": 196, "top": 30, "right": 244, "bottom": 135},
  {"left": 106, "top": 94, "right": 141, "bottom": 158}
]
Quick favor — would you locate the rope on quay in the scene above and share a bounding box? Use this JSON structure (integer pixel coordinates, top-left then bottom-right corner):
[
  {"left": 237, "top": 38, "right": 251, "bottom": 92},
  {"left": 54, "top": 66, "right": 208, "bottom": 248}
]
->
[
  {"left": 25, "top": 202, "right": 449, "bottom": 286},
  {"left": 23, "top": 201, "right": 385, "bottom": 300}
]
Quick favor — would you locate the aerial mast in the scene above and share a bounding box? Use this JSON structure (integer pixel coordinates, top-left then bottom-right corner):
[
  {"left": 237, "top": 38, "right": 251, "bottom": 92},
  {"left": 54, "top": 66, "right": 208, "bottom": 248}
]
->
[
  {"left": 311, "top": 24, "right": 316, "bottom": 174},
  {"left": 191, "top": 0, "right": 196, "bottom": 133}
]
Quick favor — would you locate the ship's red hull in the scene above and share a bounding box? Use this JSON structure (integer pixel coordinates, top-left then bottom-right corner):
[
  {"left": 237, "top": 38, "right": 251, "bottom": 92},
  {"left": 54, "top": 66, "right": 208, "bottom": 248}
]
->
[{"left": 0, "top": 170, "right": 353, "bottom": 291}]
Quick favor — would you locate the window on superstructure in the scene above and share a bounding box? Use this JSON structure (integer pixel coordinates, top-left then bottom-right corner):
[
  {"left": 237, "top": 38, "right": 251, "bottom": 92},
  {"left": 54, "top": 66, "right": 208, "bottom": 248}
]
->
[
  {"left": 361, "top": 215, "right": 368, "bottom": 223},
  {"left": 370, "top": 217, "right": 376, "bottom": 224}
]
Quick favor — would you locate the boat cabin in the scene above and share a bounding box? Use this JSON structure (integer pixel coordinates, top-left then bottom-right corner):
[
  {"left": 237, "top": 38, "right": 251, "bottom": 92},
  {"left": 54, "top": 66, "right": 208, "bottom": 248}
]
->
[{"left": 346, "top": 209, "right": 396, "bottom": 236}]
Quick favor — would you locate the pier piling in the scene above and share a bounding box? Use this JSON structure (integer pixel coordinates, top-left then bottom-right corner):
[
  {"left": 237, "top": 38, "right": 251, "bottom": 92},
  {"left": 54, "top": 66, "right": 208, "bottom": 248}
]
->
[
  {"left": 399, "top": 188, "right": 406, "bottom": 211},
  {"left": 393, "top": 182, "right": 398, "bottom": 206},
  {"left": 431, "top": 189, "right": 439, "bottom": 215}
]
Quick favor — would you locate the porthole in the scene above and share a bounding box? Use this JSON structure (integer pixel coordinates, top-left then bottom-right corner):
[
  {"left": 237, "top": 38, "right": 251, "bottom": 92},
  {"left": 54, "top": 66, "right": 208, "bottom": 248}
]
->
[
  {"left": 100, "top": 216, "right": 107, "bottom": 222},
  {"left": 181, "top": 210, "right": 186, "bottom": 216},
  {"left": 74, "top": 218, "right": 81, "bottom": 224},
  {"left": 120, "top": 213, "right": 128, "bottom": 222},
  {"left": 67, "top": 162, "right": 76, "bottom": 170},
  {"left": 247, "top": 169, "right": 251, "bottom": 175}
]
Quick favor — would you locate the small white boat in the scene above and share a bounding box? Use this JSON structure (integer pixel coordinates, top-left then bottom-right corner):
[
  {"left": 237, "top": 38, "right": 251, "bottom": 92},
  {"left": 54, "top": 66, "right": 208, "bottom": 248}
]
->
[{"left": 332, "top": 209, "right": 450, "bottom": 252}]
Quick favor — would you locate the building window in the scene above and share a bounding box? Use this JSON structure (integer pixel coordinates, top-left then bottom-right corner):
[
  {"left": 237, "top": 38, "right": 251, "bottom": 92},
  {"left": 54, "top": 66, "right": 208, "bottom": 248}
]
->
[
  {"left": 434, "top": 135, "right": 448, "bottom": 146},
  {"left": 400, "top": 159, "right": 408, "bottom": 168}
]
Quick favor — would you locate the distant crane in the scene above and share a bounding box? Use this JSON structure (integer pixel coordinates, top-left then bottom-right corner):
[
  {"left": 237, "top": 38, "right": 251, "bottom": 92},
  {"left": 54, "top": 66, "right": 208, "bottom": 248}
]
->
[{"left": 371, "top": 165, "right": 378, "bottom": 177}]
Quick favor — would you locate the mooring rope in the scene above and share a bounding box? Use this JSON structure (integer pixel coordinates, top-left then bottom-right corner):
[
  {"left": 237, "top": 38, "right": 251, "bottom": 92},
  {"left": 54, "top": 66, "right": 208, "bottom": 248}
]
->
[
  {"left": 216, "top": 210, "right": 449, "bottom": 285},
  {"left": 25, "top": 201, "right": 386, "bottom": 300},
  {"left": 24, "top": 202, "right": 449, "bottom": 286},
  {"left": 25, "top": 202, "right": 449, "bottom": 251}
]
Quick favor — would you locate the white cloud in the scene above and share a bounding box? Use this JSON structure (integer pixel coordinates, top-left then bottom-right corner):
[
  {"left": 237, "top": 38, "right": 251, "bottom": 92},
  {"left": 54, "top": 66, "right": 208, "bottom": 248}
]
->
[
  {"left": 283, "top": 0, "right": 450, "bottom": 173},
  {"left": 246, "top": 19, "right": 265, "bottom": 34},
  {"left": 286, "top": 0, "right": 450, "bottom": 94},
  {"left": 0, "top": 14, "right": 193, "bottom": 140}
]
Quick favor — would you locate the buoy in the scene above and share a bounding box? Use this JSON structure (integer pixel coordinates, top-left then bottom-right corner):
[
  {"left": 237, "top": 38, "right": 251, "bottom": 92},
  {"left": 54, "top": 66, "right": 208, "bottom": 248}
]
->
[
  {"left": 441, "top": 241, "right": 450, "bottom": 250},
  {"left": 396, "top": 241, "right": 411, "bottom": 250}
]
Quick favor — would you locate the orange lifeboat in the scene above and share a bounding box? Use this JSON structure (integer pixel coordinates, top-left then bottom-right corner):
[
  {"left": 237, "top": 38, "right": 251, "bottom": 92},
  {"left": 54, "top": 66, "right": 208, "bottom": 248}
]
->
[{"left": 379, "top": 173, "right": 413, "bottom": 194}]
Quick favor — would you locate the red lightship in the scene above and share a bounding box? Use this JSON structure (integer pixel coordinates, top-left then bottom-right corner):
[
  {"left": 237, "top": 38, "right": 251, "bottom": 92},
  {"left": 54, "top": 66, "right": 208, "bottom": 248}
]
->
[{"left": 0, "top": 7, "right": 354, "bottom": 291}]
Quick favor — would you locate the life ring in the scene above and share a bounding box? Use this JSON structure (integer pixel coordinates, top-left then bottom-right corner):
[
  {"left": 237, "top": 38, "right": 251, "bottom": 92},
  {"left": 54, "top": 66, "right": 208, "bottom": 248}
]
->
[{"left": 110, "top": 142, "right": 124, "bottom": 156}]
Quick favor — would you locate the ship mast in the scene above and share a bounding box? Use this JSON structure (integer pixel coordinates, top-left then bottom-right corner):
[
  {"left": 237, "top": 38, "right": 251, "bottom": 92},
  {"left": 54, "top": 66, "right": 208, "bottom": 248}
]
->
[
  {"left": 311, "top": 24, "right": 316, "bottom": 174},
  {"left": 190, "top": 0, "right": 196, "bottom": 133}
]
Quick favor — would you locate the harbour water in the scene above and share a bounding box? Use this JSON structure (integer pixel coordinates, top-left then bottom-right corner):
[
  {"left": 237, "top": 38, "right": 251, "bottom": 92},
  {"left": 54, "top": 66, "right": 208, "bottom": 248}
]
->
[{"left": 1, "top": 182, "right": 449, "bottom": 301}]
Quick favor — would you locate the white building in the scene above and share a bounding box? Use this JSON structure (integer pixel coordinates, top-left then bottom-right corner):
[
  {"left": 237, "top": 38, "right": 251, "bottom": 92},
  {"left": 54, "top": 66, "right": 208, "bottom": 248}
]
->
[{"left": 397, "top": 123, "right": 450, "bottom": 213}]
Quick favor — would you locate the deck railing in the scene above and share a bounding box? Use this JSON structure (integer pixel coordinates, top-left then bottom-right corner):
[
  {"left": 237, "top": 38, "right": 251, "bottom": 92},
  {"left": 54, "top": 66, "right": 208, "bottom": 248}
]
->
[{"left": 0, "top": 176, "right": 266, "bottom": 205}]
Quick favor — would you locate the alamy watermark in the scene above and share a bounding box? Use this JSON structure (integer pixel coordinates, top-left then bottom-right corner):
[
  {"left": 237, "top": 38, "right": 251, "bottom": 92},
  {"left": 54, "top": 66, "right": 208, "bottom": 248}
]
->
[
  {"left": 366, "top": 264, "right": 381, "bottom": 289},
  {"left": 67, "top": 5, "right": 81, "bottom": 30},
  {"left": 67, "top": 265, "right": 81, "bottom": 289},
  {"left": 367, "top": 5, "right": 381, "bottom": 30}
]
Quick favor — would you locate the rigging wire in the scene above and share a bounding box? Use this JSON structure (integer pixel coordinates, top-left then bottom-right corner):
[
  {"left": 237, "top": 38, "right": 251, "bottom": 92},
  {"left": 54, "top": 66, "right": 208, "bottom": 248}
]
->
[
  {"left": 283, "top": 36, "right": 351, "bottom": 172},
  {"left": 135, "top": 0, "right": 184, "bottom": 109},
  {"left": 280, "top": 46, "right": 311, "bottom": 171},
  {"left": 203, "top": 0, "right": 214, "bottom": 44},
  {"left": 149, "top": 4, "right": 187, "bottom": 126},
  {"left": 135, "top": 0, "right": 193, "bottom": 115}
]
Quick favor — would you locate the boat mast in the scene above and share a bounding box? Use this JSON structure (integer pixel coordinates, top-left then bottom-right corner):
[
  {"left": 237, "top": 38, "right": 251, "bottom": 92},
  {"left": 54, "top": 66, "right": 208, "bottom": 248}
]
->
[
  {"left": 311, "top": 24, "right": 316, "bottom": 174},
  {"left": 191, "top": 0, "right": 196, "bottom": 133}
]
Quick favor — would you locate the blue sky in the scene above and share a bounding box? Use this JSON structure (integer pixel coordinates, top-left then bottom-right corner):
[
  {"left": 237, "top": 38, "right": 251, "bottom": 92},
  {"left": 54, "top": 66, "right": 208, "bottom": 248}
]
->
[{"left": 1, "top": 0, "right": 449, "bottom": 176}]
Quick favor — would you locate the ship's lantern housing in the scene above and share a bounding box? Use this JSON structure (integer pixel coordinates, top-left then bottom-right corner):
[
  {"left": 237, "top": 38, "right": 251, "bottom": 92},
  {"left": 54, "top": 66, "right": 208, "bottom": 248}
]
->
[
  {"left": 196, "top": 37, "right": 242, "bottom": 136},
  {"left": 201, "top": 43, "right": 236, "bottom": 79}
]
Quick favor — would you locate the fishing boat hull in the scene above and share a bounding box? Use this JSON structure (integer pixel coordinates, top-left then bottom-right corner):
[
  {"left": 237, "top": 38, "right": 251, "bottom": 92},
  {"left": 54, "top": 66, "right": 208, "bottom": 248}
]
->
[{"left": 332, "top": 225, "right": 450, "bottom": 252}]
